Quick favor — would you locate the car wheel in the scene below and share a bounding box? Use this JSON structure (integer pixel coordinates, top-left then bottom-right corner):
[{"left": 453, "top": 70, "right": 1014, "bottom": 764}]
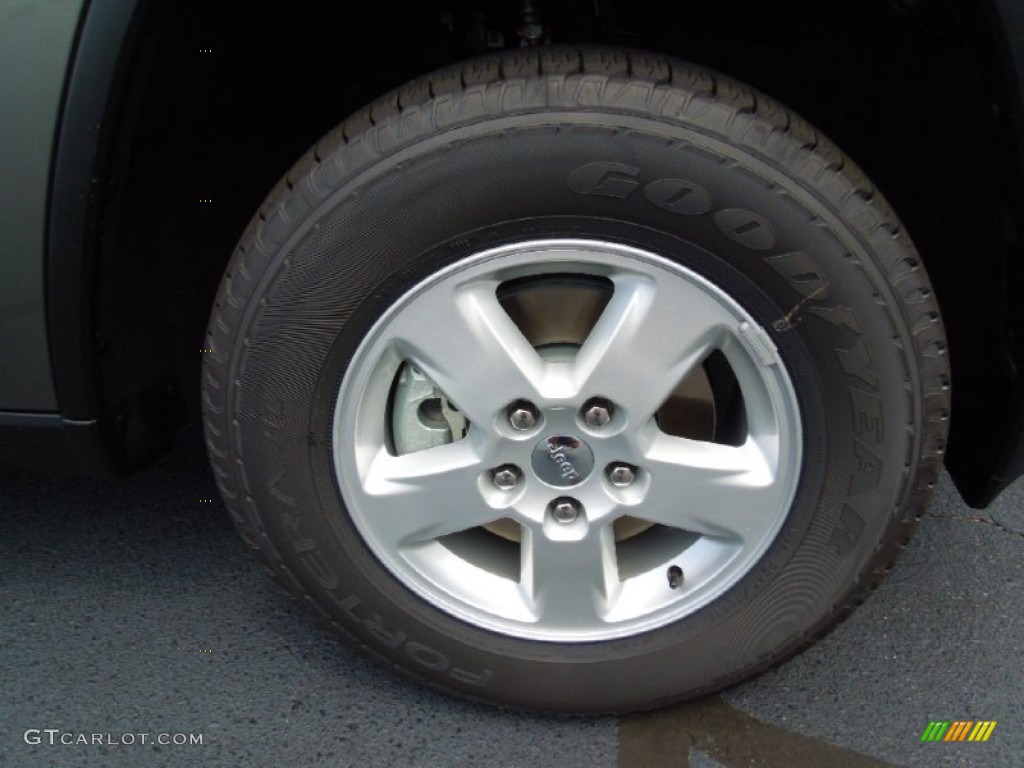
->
[{"left": 202, "top": 48, "right": 950, "bottom": 713}]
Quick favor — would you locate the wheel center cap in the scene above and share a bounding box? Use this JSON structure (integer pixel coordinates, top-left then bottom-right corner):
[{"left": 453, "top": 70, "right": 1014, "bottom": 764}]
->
[{"left": 531, "top": 435, "right": 594, "bottom": 487}]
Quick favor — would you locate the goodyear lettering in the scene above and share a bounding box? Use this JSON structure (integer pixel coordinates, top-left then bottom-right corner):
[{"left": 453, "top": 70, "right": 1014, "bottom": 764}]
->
[
  {"left": 848, "top": 440, "right": 882, "bottom": 495},
  {"left": 828, "top": 505, "right": 866, "bottom": 556},
  {"left": 765, "top": 252, "right": 830, "bottom": 299},
  {"left": 567, "top": 161, "right": 715, "bottom": 217},
  {"left": 837, "top": 339, "right": 880, "bottom": 389},
  {"left": 566, "top": 161, "right": 640, "bottom": 198},
  {"left": 643, "top": 178, "right": 712, "bottom": 215},
  {"left": 849, "top": 389, "right": 884, "bottom": 443},
  {"left": 809, "top": 305, "right": 861, "bottom": 333},
  {"left": 713, "top": 209, "right": 776, "bottom": 251},
  {"left": 567, "top": 162, "right": 774, "bottom": 249}
]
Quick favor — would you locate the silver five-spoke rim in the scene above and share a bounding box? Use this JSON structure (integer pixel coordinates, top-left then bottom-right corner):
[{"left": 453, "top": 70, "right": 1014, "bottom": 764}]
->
[{"left": 332, "top": 239, "right": 802, "bottom": 642}]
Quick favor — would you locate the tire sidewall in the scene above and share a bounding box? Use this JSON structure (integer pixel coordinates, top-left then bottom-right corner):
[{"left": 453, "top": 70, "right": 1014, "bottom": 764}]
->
[{"left": 226, "top": 116, "right": 915, "bottom": 710}]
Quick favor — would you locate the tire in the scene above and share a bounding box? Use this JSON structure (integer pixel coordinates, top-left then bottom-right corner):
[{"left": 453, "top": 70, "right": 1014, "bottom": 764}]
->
[{"left": 202, "top": 47, "right": 949, "bottom": 713}]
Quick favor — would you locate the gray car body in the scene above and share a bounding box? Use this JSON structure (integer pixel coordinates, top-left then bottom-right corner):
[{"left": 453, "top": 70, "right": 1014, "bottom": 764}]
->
[{"left": 0, "top": 1, "right": 84, "bottom": 411}]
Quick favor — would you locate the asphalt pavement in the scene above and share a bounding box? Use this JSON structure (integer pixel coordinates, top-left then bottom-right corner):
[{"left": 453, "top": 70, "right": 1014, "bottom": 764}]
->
[{"left": 1, "top": 424, "right": 1020, "bottom": 767}]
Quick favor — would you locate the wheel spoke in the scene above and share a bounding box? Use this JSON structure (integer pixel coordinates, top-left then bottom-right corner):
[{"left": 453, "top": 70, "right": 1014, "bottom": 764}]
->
[
  {"left": 362, "top": 441, "right": 494, "bottom": 546},
  {"left": 521, "top": 524, "right": 620, "bottom": 626},
  {"left": 637, "top": 433, "right": 781, "bottom": 544},
  {"left": 385, "top": 279, "right": 546, "bottom": 425},
  {"left": 571, "top": 274, "right": 731, "bottom": 422}
]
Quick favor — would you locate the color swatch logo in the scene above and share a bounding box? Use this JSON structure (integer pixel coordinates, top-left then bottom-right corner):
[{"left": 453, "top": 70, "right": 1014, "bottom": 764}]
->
[{"left": 920, "top": 721, "right": 997, "bottom": 742}]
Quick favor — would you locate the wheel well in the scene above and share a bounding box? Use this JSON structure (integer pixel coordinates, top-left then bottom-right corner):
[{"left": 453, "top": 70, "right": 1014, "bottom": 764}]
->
[{"left": 94, "top": 0, "right": 1020, "bottom": 499}]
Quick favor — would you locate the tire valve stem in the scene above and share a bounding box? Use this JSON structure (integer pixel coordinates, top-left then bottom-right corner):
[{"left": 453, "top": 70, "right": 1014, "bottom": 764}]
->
[{"left": 667, "top": 565, "right": 684, "bottom": 590}]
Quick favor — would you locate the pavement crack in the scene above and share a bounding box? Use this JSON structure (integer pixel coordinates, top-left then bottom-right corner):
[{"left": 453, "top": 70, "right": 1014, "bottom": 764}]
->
[
  {"left": 928, "top": 513, "right": 1024, "bottom": 539},
  {"left": 618, "top": 696, "right": 898, "bottom": 768}
]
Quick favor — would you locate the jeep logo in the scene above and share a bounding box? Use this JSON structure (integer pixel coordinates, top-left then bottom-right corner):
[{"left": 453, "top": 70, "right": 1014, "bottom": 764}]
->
[
  {"left": 548, "top": 441, "right": 582, "bottom": 482},
  {"left": 531, "top": 435, "right": 594, "bottom": 488}
]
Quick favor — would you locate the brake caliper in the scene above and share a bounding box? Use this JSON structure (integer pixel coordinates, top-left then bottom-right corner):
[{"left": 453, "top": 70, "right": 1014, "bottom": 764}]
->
[{"left": 391, "top": 364, "right": 468, "bottom": 455}]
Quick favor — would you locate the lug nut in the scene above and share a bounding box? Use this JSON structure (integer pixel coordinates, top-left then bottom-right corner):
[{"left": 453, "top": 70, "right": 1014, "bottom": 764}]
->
[
  {"left": 550, "top": 498, "right": 582, "bottom": 524},
  {"left": 508, "top": 401, "right": 539, "bottom": 431},
  {"left": 492, "top": 465, "right": 521, "bottom": 491},
  {"left": 607, "top": 463, "right": 636, "bottom": 487},
  {"left": 582, "top": 398, "right": 614, "bottom": 428}
]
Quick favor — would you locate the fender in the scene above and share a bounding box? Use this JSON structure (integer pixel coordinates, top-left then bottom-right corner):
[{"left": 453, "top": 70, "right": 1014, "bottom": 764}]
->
[{"left": 42, "top": 0, "right": 183, "bottom": 473}]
